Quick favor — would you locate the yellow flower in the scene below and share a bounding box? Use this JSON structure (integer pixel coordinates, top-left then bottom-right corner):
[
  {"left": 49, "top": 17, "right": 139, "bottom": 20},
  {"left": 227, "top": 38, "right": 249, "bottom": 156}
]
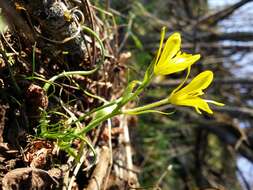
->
[
  {"left": 154, "top": 29, "right": 201, "bottom": 75},
  {"left": 169, "top": 70, "right": 224, "bottom": 114}
]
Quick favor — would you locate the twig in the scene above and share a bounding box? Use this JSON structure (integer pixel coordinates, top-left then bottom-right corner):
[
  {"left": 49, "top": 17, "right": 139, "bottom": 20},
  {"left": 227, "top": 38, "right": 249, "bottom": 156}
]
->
[
  {"left": 83, "top": 0, "right": 97, "bottom": 66},
  {"left": 120, "top": 115, "right": 139, "bottom": 188},
  {"left": 236, "top": 165, "right": 251, "bottom": 190},
  {"left": 197, "top": 0, "right": 252, "bottom": 26},
  {"left": 213, "top": 106, "right": 253, "bottom": 118},
  {"left": 85, "top": 146, "right": 111, "bottom": 190},
  {"left": 1, "top": 31, "right": 19, "bottom": 55},
  {"left": 154, "top": 165, "right": 173, "bottom": 189},
  {"left": 196, "top": 32, "right": 253, "bottom": 42},
  {"left": 133, "top": 2, "right": 173, "bottom": 29},
  {"left": 102, "top": 119, "right": 113, "bottom": 190}
]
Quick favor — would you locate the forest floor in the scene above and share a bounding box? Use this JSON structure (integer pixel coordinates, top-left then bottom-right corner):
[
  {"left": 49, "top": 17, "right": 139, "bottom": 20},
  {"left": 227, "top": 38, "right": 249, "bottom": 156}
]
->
[{"left": 0, "top": 1, "right": 139, "bottom": 189}]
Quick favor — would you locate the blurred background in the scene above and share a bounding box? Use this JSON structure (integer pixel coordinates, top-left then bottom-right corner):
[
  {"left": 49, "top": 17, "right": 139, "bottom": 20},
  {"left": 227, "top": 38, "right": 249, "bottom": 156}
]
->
[{"left": 106, "top": 0, "right": 253, "bottom": 189}]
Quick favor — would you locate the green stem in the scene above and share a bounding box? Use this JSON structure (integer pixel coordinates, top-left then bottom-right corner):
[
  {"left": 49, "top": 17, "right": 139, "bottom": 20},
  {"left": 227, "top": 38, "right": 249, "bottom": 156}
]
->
[
  {"left": 121, "top": 72, "right": 154, "bottom": 107},
  {"left": 122, "top": 98, "right": 169, "bottom": 115},
  {"left": 43, "top": 70, "right": 97, "bottom": 92},
  {"left": 78, "top": 110, "right": 120, "bottom": 135},
  {"left": 81, "top": 25, "right": 105, "bottom": 63}
]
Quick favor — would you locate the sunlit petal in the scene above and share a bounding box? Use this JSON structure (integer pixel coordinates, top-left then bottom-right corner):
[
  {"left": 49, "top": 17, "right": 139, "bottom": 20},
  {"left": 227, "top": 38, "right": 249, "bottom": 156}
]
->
[
  {"left": 159, "top": 32, "right": 181, "bottom": 64},
  {"left": 175, "top": 70, "right": 213, "bottom": 97},
  {"left": 171, "top": 97, "right": 213, "bottom": 114},
  {"left": 156, "top": 54, "right": 200, "bottom": 75},
  {"left": 168, "top": 70, "right": 223, "bottom": 114},
  {"left": 154, "top": 31, "right": 200, "bottom": 76}
]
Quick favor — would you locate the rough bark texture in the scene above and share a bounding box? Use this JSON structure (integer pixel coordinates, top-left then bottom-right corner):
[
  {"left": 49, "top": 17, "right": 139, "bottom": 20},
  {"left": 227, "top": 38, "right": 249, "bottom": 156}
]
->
[{"left": 21, "top": 0, "right": 88, "bottom": 67}]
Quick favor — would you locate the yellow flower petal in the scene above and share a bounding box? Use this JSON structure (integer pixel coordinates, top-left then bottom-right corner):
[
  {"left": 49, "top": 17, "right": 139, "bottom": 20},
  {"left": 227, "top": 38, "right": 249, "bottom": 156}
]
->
[
  {"left": 169, "top": 70, "right": 223, "bottom": 114},
  {"left": 171, "top": 97, "right": 213, "bottom": 114},
  {"left": 155, "top": 54, "right": 200, "bottom": 75},
  {"left": 174, "top": 70, "right": 213, "bottom": 97},
  {"left": 159, "top": 32, "right": 181, "bottom": 64},
  {"left": 154, "top": 31, "right": 201, "bottom": 76}
]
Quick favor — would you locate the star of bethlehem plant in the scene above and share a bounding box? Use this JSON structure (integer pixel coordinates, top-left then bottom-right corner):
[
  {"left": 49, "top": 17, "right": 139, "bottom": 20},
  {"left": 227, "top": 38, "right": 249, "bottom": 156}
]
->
[
  {"left": 122, "top": 27, "right": 224, "bottom": 115},
  {"left": 38, "top": 26, "right": 224, "bottom": 159}
]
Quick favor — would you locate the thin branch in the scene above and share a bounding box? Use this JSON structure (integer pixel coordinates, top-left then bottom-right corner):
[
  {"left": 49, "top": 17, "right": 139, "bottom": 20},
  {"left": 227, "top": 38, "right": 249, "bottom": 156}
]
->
[
  {"left": 213, "top": 106, "right": 253, "bottom": 118},
  {"left": 194, "top": 119, "right": 253, "bottom": 163},
  {"left": 236, "top": 166, "right": 251, "bottom": 190},
  {"left": 197, "top": 32, "right": 253, "bottom": 42},
  {"left": 197, "top": 0, "right": 252, "bottom": 26}
]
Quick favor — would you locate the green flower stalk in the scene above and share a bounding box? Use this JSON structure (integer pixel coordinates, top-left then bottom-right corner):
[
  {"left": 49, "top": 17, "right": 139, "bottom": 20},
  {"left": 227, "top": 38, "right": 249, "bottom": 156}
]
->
[
  {"left": 122, "top": 98, "right": 169, "bottom": 115},
  {"left": 124, "top": 71, "right": 224, "bottom": 115},
  {"left": 123, "top": 34, "right": 224, "bottom": 115}
]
